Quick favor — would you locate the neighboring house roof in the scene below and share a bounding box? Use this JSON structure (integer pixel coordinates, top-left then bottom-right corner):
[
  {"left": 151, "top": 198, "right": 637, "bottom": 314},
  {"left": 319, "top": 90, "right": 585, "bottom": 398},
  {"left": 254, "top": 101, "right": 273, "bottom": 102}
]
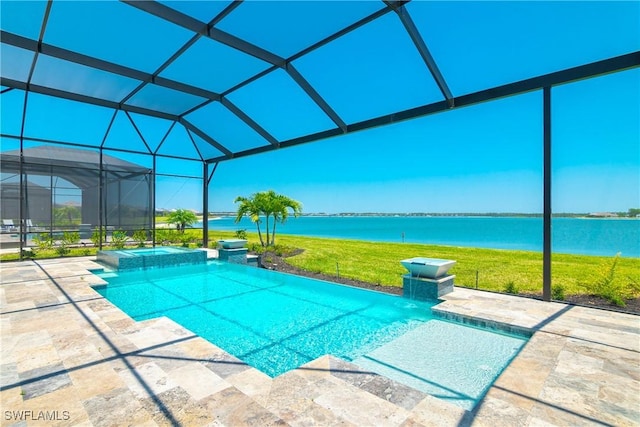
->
[{"left": 1, "top": 146, "right": 149, "bottom": 189}]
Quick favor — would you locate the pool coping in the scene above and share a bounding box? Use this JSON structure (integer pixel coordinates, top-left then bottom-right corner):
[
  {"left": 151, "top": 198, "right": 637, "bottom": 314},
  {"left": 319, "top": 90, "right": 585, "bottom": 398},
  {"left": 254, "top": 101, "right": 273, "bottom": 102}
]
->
[{"left": 1, "top": 257, "right": 639, "bottom": 426}]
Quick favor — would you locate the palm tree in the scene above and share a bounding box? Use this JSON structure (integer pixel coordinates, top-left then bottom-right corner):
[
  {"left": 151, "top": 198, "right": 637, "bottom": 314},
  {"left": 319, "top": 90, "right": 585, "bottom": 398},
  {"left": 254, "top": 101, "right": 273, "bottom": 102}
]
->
[
  {"left": 234, "top": 195, "right": 265, "bottom": 246},
  {"left": 167, "top": 208, "right": 198, "bottom": 233},
  {"left": 269, "top": 192, "right": 302, "bottom": 246},
  {"left": 234, "top": 190, "right": 302, "bottom": 247}
]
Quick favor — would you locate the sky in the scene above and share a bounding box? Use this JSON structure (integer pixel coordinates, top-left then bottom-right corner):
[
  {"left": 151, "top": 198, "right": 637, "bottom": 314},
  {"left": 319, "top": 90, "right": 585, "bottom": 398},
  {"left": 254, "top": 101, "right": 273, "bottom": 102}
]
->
[{"left": 1, "top": 1, "right": 639, "bottom": 214}]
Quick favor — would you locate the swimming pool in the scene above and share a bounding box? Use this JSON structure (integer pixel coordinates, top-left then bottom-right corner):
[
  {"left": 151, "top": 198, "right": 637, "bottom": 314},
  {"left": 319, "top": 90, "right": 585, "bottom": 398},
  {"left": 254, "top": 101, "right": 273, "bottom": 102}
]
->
[{"left": 95, "top": 261, "right": 527, "bottom": 410}]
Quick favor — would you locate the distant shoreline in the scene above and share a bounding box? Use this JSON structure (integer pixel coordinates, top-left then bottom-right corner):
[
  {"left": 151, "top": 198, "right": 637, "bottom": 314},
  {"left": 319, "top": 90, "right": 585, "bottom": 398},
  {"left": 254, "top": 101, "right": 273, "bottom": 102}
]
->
[{"left": 207, "top": 212, "right": 637, "bottom": 219}]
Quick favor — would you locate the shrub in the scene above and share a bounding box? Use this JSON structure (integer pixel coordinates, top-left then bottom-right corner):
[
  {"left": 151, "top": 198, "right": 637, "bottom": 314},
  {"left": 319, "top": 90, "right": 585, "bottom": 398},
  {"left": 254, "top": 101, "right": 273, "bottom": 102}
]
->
[
  {"left": 55, "top": 243, "right": 69, "bottom": 256},
  {"left": 111, "top": 230, "right": 128, "bottom": 249},
  {"left": 155, "top": 229, "right": 179, "bottom": 245},
  {"left": 132, "top": 229, "right": 147, "bottom": 247},
  {"left": 33, "top": 233, "right": 54, "bottom": 251},
  {"left": 504, "top": 281, "right": 518, "bottom": 294},
  {"left": 91, "top": 228, "right": 106, "bottom": 247},
  {"left": 235, "top": 229, "right": 248, "bottom": 240},
  {"left": 21, "top": 248, "right": 36, "bottom": 259},
  {"left": 62, "top": 231, "right": 80, "bottom": 247},
  {"left": 179, "top": 234, "right": 193, "bottom": 248},
  {"left": 247, "top": 242, "right": 263, "bottom": 253},
  {"left": 552, "top": 284, "right": 566, "bottom": 301},
  {"left": 590, "top": 253, "right": 628, "bottom": 306}
]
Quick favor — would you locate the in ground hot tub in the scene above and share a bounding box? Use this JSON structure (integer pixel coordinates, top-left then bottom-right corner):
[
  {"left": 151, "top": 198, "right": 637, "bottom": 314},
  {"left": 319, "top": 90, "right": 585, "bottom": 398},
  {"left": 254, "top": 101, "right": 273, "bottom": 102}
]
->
[
  {"left": 401, "top": 257, "right": 456, "bottom": 279},
  {"left": 97, "top": 247, "right": 206, "bottom": 270}
]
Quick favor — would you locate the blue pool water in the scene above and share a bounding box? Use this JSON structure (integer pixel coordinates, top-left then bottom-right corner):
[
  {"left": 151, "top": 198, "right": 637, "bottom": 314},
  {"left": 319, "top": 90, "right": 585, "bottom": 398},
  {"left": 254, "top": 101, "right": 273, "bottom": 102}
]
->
[{"left": 96, "top": 261, "right": 527, "bottom": 410}]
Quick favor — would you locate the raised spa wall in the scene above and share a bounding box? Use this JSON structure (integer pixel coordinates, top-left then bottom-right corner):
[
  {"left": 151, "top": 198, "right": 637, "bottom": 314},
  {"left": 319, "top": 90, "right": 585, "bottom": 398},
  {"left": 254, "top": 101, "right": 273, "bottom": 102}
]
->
[{"left": 97, "top": 248, "right": 207, "bottom": 270}]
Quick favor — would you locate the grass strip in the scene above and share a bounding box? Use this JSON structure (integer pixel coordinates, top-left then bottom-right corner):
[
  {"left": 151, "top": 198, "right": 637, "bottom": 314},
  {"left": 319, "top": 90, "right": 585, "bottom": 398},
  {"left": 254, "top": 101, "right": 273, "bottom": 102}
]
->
[{"left": 208, "top": 230, "right": 640, "bottom": 298}]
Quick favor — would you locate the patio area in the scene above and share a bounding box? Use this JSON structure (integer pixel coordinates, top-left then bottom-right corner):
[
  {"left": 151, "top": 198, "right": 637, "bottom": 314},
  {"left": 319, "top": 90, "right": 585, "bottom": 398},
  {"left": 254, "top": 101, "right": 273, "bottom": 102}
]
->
[{"left": 1, "top": 256, "right": 638, "bottom": 426}]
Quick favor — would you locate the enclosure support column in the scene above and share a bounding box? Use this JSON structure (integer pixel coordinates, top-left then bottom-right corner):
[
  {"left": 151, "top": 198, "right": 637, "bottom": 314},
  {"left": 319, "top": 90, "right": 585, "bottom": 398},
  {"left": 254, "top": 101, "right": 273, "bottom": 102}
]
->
[
  {"left": 99, "top": 148, "right": 104, "bottom": 250},
  {"left": 543, "top": 86, "right": 552, "bottom": 302},
  {"left": 203, "top": 162, "right": 209, "bottom": 248},
  {"left": 151, "top": 156, "right": 156, "bottom": 248},
  {"left": 19, "top": 135, "right": 24, "bottom": 259},
  {"left": 50, "top": 171, "right": 54, "bottom": 240}
]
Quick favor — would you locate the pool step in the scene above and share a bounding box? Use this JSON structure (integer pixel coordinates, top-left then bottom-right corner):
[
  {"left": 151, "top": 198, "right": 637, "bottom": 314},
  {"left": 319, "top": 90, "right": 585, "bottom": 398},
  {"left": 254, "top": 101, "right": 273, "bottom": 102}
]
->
[{"left": 350, "top": 319, "right": 526, "bottom": 411}]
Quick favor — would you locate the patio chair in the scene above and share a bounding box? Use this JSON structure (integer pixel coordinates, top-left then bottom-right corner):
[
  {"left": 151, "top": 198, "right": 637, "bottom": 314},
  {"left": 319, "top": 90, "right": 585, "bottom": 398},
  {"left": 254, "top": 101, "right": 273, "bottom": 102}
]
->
[
  {"left": 22, "top": 219, "right": 42, "bottom": 232},
  {"left": 2, "top": 219, "right": 17, "bottom": 232}
]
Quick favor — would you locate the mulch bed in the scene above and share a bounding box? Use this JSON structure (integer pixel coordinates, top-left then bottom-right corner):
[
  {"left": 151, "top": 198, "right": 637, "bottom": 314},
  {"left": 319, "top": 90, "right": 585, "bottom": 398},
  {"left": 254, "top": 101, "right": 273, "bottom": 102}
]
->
[
  {"left": 257, "top": 250, "right": 402, "bottom": 296},
  {"left": 257, "top": 250, "right": 640, "bottom": 315}
]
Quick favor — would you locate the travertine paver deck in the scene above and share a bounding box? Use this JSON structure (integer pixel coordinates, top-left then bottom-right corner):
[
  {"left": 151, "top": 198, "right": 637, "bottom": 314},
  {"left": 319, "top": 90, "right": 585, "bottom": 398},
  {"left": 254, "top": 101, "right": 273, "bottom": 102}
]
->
[{"left": 1, "top": 257, "right": 638, "bottom": 426}]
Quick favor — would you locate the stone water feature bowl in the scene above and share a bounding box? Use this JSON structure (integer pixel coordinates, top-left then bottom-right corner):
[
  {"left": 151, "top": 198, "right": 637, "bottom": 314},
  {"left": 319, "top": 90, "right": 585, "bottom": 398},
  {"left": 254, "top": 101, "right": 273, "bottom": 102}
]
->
[
  {"left": 400, "top": 257, "right": 456, "bottom": 279},
  {"left": 217, "top": 239, "right": 248, "bottom": 249}
]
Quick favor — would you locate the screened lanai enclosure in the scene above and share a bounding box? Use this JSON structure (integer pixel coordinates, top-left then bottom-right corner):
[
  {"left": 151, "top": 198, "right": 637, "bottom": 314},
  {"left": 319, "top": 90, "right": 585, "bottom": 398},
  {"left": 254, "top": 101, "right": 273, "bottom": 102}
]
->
[{"left": 1, "top": 1, "right": 639, "bottom": 300}]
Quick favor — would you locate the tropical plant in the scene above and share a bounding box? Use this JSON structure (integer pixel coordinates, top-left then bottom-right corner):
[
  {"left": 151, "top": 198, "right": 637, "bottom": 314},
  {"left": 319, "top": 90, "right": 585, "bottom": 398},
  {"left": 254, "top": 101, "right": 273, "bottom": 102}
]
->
[
  {"left": 132, "top": 229, "right": 148, "bottom": 247},
  {"left": 53, "top": 205, "right": 81, "bottom": 226},
  {"left": 234, "top": 190, "right": 302, "bottom": 247},
  {"left": 91, "top": 228, "right": 106, "bottom": 247},
  {"left": 33, "top": 233, "right": 54, "bottom": 251},
  {"left": 62, "top": 231, "right": 80, "bottom": 246},
  {"left": 111, "top": 230, "right": 128, "bottom": 249},
  {"left": 167, "top": 209, "right": 198, "bottom": 234},
  {"left": 590, "top": 253, "right": 630, "bottom": 306},
  {"left": 504, "top": 281, "right": 519, "bottom": 294},
  {"left": 155, "top": 229, "right": 179, "bottom": 245},
  {"left": 552, "top": 284, "right": 566, "bottom": 301}
]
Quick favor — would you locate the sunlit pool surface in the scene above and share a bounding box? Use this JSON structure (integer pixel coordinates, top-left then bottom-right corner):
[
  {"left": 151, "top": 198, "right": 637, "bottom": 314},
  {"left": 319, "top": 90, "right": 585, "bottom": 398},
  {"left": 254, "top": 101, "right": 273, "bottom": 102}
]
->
[{"left": 96, "top": 261, "right": 527, "bottom": 410}]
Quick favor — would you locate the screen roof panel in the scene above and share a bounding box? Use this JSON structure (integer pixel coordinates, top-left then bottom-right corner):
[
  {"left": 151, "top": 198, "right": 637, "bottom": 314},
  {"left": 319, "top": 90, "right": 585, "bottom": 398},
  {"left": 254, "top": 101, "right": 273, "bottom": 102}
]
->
[
  {"left": 0, "top": 89, "right": 25, "bottom": 136},
  {"left": 0, "top": 0, "right": 47, "bottom": 40},
  {"left": 102, "top": 111, "right": 152, "bottom": 154},
  {"left": 157, "top": 124, "right": 204, "bottom": 160},
  {"left": 216, "top": 1, "right": 384, "bottom": 58},
  {"left": 0, "top": 44, "right": 35, "bottom": 83},
  {"left": 409, "top": 1, "right": 640, "bottom": 96},
  {"left": 23, "top": 93, "right": 114, "bottom": 145},
  {"left": 159, "top": 37, "right": 272, "bottom": 94},
  {"left": 31, "top": 55, "right": 142, "bottom": 103},
  {"left": 43, "top": 1, "right": 195, "bottom": 73},
  {"left": 185, "top": 101, "right": 270, "bottom": 153},
  {"left": 190, "top": 131, "right": 226, "bottom": 161},
  {"left": 125, "top": 84, "right": 208, "bottom": 116},
  {"left": 293, "top": 11, "right": 444, "bottom": 124},
  {"left": 227, "top": 69, "right": 338, "bottom": 142},
  {"left": 128, "top": 113, "right": 175, "bottom": 153}
]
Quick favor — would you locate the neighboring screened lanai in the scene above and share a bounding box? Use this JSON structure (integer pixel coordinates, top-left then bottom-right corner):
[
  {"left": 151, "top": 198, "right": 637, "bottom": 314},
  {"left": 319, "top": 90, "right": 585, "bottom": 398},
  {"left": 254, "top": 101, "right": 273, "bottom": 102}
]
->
[{"left": 1, "top": 1, "right": 639, "bottom": 299}]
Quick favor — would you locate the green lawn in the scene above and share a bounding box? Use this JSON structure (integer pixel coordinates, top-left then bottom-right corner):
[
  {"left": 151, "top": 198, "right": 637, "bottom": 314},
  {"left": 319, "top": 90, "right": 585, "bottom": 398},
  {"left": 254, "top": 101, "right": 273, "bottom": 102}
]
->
[{"left": 209, "top": 230, "right": 640, "bottom": 301}]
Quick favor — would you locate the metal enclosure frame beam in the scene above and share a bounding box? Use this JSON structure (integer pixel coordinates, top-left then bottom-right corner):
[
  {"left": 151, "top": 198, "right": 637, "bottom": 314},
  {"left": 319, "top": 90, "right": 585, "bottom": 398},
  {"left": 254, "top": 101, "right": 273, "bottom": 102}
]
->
[
  {"left": 388, "top": 2, "right": 455, "bottom": 107},
  {"left": 220, "top": 98, "right": 280, "bottom": 147},
  {"left": 1, "top": 31, "right": 222, "bottom": 103}
]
